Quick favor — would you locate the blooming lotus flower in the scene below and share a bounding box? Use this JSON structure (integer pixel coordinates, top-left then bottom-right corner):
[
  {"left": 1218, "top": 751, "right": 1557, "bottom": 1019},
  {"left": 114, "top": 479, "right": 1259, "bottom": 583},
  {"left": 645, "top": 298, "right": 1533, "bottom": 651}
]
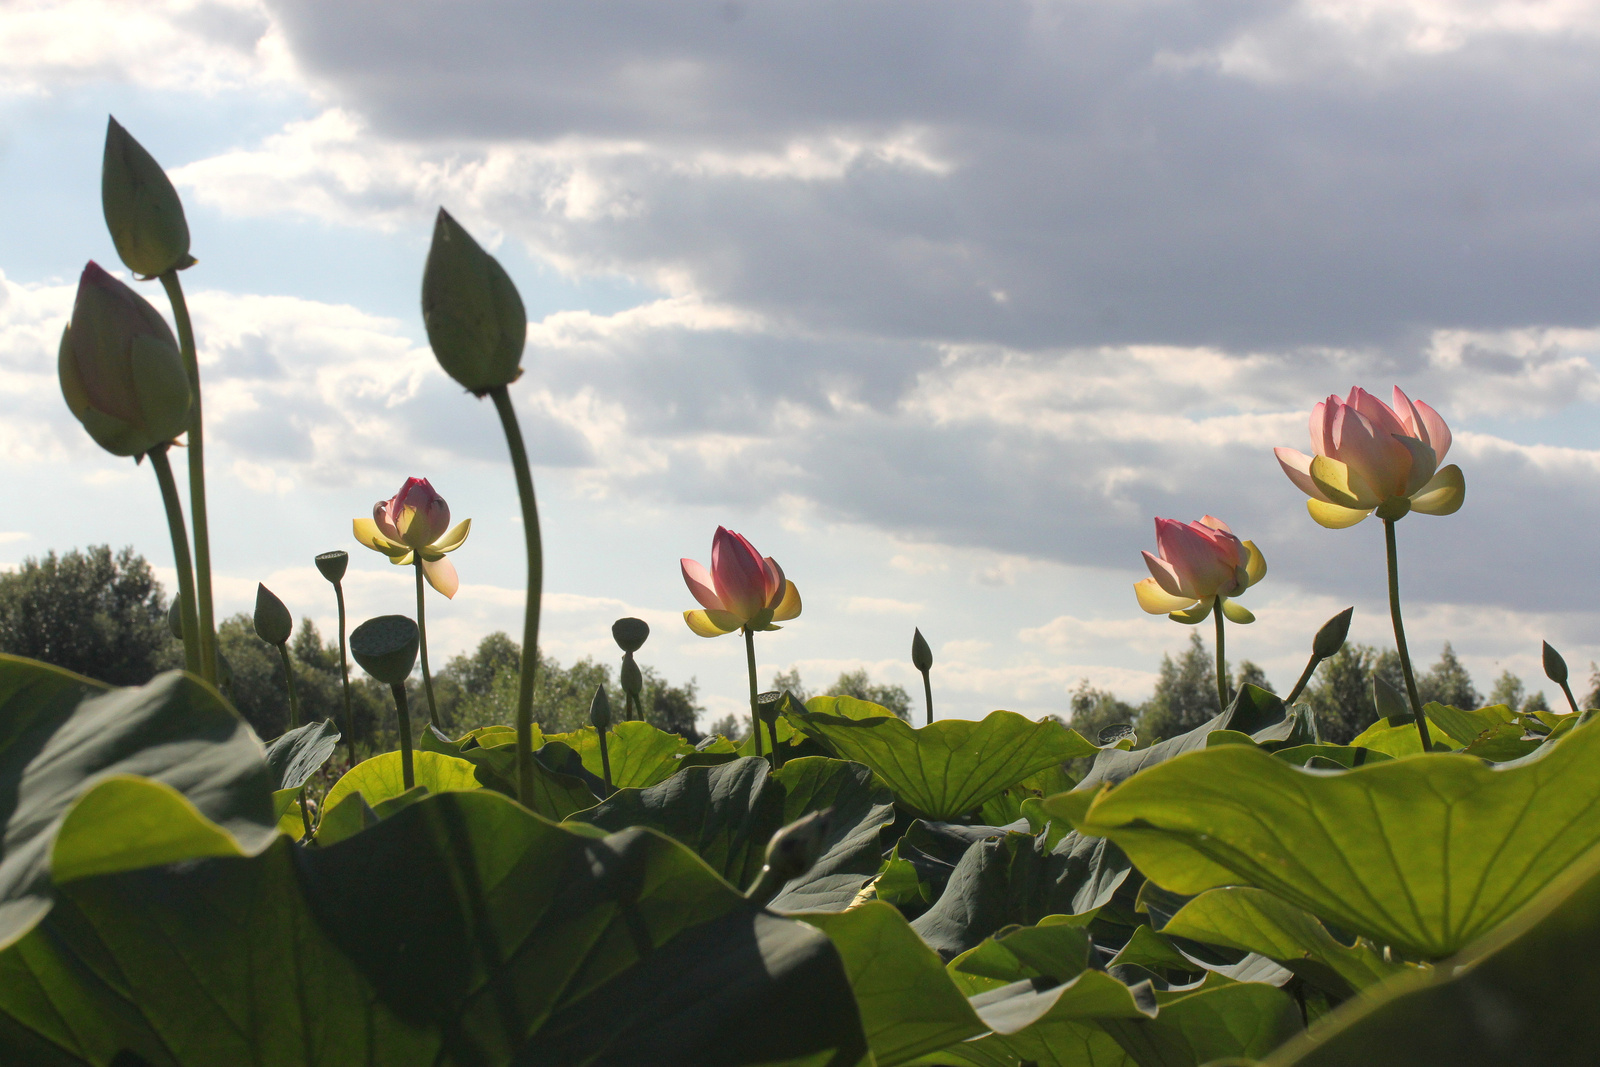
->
[
  {"left": 682, "top": 527, "right": 801, "bottom": 637},
  {"left": 353, "top": 477, "right": 471, "bottom": 597},
  {"left": 1275, "top": 387, "right": 1465, "bottom": 529},
  {"left": 1135, "top": 516, "right": 1266, "bottom": 624}
]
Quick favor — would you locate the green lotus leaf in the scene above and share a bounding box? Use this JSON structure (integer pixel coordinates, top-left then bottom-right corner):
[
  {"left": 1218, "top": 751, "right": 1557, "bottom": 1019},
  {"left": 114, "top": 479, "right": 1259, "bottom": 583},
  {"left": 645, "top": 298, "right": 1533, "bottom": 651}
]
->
[
  {"left": 544, "top": 720, "right": 697, "bottom": 789},
  {"left": 783, "top": 705, "right": 1096, "bottom": 821},
  {"left": 320, "top": 749, "right": 481, "bottom": 824},
  {"left": 1060, "top": 719, "right": 1600, "bottom": 957},
  {"left": 261, "top": 718, "right": 341, "bottom": 791}
]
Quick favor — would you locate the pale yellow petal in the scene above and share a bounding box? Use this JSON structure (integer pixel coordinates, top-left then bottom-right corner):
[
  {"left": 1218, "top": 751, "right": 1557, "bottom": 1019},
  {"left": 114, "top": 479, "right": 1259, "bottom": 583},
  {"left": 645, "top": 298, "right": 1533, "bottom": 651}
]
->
[
  {"left": 771, "top": 581, "right": 802, "bottom": 622},
  {"left": 1135, "top": 578, "right": 1197, "bottom": 615},
  {"left": 684, "top": 609, "right": 742, "bottom": 638},
  {"left": 1307, "top": 499, "right": 1372, "bottom": 529},
  {"left": 353, "top": 517, "right": 409, "bottom": 558},
  {"left": 1242, "top": 540, "right": 1267, "bottom": 587},
  {"left": 1410, "top": 464, "right": 1465, "bottom": 516},
  {"left": 432, "top": 518, "right": 471, "bottom": 554}
]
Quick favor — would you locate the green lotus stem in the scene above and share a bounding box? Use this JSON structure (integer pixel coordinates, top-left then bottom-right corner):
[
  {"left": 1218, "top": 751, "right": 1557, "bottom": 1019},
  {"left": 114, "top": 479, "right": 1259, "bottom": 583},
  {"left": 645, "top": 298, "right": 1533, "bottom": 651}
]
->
[
  {"left": 1285, "top": 653, "right": 1320, "bottom": 706},
  {"left": 298, "top": 790, "right": 313, "bottom": 839},
  {"left": 766, "top": 716, "right": 781, "bottom": 767},
  {"left": 1213, "top": 602, "right": 1229, "bottom": 714},
  {"left": 391, "top": 681, "right": 415, "bottom": 790},
  {"left": 1384, "top": 518, "right": 1434, "bottom": 750},
  {"left": 596, "top": 725, "right": 613, "bottom": 795},
  {"left": 413, "top": 557, "right": 439, "bottom": 727},
  {"left": 277, "top": 643, "right": 302, "bottom": 729},
  {"left": 333, "top": 582, "right": 356, "bottom": 763},
  {"left": 147, "top": 446, "right": 201, "bottom": 676},
  {"left": 921, "top": 669, "right": 934, "bottom": 726},
  {"left": 488, "top": 385, "right": 543, "bottom": 808},
  {"left": 744, "top": 627, "right": 764, "bottom": 758},
  {"left": 158, "top": 270, "right": 217, "bottom": 686},
  {"left": 1559, "top": 679, "right": 1580, "bottom": 715}
]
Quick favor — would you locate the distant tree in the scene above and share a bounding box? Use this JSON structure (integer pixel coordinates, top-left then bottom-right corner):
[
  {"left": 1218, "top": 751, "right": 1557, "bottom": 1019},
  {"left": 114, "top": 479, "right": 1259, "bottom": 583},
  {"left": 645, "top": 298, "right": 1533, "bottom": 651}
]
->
[
  {"left": 706, "top": 713, "right": 748, "bottom": 742},
  {"left": 1067, "top": 679, "right": 1138, "bottom": 744},
  {"left": 769, "top": 667, "right": 812, "bottom": 703},
  {"left": 1137, "top": 632, "right": 1221, "bottom": 743},
  {"left": 1488, "top": 670, "right": 1525, "bottom": 712},
  {"left": 826, "top": 667, "right": 911, "bottom": 719},
  {"left": 0, "top": 545, "right": 179, "bottom": 685},
  {"left": 1418, "top": 643, "right": 1479, "bottom": 709},
  {"left": 1305, "top": 643, "right": 1407, "bottom": 744},
  {"left": 1236, "top": 660, "right": 1274, "bottom": 694},
  {"left": 1523, "top": 690, "right": 1552, "bottom": 713},
  {"left": 217, "top": 613, "right": 388, "bottom": 744}
]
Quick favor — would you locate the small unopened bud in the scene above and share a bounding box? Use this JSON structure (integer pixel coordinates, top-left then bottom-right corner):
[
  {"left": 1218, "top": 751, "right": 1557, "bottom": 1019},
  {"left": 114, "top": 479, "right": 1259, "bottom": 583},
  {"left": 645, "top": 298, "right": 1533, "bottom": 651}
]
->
[
  {"left": 620, "top": 653, "right": 642, "bottom": 700},
  {"left": 102, "top": 117, "right": 192, "bottom": 278},
  {"left": 1372, "top": 674, "right": 1411, "bottom": 724},
  {"left": 912, "top": 627, "right": 933, "bottom": 673},
  {"left": 349, "top": 615, "right": 420, "bottom": 685},
  {"left": 315, "top": 550, "right": 349, "bottom": 585},
  {"left": 746, "top": 808, "right": 833, "bottom": 903},
  {"left": 612, "top": 616, "right": 650, "bottom": 653},
  {"left": 421, "top": 208, "right": 527, "bottom": 394},
  {"left": 167, "top": 598, "right": 183, "bottom": 640},
  {"left": 253, "top": 583, "right": 293, "bottom": 647},
  {"left": 1313, "top": 607, "right": 1354, "bottom": 660},
  {"left": 589, "top": 684, "right": 613, "bottom": 730},
  {"left": 1543, "top": 641, "right": 1569, "bottom": 686}
]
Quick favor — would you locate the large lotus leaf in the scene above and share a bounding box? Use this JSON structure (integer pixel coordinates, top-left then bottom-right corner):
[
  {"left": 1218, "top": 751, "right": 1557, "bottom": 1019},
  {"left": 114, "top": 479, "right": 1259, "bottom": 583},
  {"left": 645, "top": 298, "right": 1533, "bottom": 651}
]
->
[
  {"left": 1054, "top": 718, "right": 1600, "bottom": 957},
  {"left": 544, "top": 720, "right": 697, "bottom": 789},
  {"left": 1076, "top": 684, "right": 1290, "bottom": 793},
  {"left": 575, "top": 756, "right": 894, "bottom": 911},
  {"left": 1161, "top": 887, "right": 1418, "bottom": 999},
  {"left": 320, "top": 749, "right": 481, "bottom": 818},
  {"left": 1097, "top": 980, "right": 1301, "bottom": 1066},
  {"left": 1263, "top": 835, "right": 1600, "bottom": 1066},
  {"left": 421, "top": 727, "right": 602, "bottom": 818},
  {"left": 261, "top": 718, "right": 341, "bottom": 790},
  {"left": 806, "top": 901, "right": 985, "bottom": 1066},
  {"left": 876, "top": 820, "right": 1014, "bottom": 913},
  {"left": 917, "top": 1020, "right": 1131, "bottom": 1066},
  {"left": 0, "top": 790, "right": 868, "bottom": 1066},
  {"left": 783, "top": 706, "right": 1096, "bottom": 820},
  {"left": 0, "top": 657, "right": 275, "bottom": 951}
]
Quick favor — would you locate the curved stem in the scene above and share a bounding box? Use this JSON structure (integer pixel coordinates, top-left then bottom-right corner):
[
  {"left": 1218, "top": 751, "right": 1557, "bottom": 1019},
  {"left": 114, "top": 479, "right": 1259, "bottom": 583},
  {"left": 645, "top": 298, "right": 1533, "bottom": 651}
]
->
[
  {"left": 1384, "top": 518, "right": 1434, "bottom": 750},
  {"left": 1560, "top": 679, "right": 1580, "bottom": 715},
  {"left": 158, "top": 271, "right": 217, "bottom": 685},
  {"left": 333, "top": 582, "right": 357, "bottom": 764},
  {"left": 921, "top": 668, "right": 934, "bottom": 727},
  {"left": 147, "top": 447, "right": 201, "bottom": 676},
  {"left": 744, "top": 627, "right": 763, "bottom": 759},
  {"left": 277, "top": 643, "right": 301, "bottom": 730},
  {"left": 1214, "top": 602, "right": 1229, "bottom": 714},
  {"left": 1285, "top": 653, "right": 1320, "bottom": 706},
  {"left": 414, "top": 558, "right": 438, "bottom": 727},
  {"left": 489, "top": 386, "right": 544, "bottom": 808},
  {"left": 391, "top": 682, "right": 415, "bottom": 790}
]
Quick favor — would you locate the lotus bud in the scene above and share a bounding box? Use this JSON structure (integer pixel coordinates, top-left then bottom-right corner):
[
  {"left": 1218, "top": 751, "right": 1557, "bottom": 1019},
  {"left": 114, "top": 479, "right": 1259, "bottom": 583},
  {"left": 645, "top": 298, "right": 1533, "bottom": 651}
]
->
[
  {"left": 612, "top": 616, "right": 650, "bottom": 653},
  {"left": 421, "top": 208, "right": 527, "bottom": 394},
  {"left": 588, "top": 684, "right": 612, "bottom": 730},
  {"left": 746, "top": 809, "right": 834, "bottom": 904},
  {"left": 349, "top": 615, "right": 420, "bottom": 685},
  {"left": 912, "top": 627, "right": 933, "bottom": 673},
  {"left": 102, "top": 117, "right": 192, "bottom": 278},
  {"left": 1543, "top": 641, "right": 1569, "bottom": 686},
  {"left": 1372, "top": 674, "right": 1411, "bottom": 724},
  {"left": 167, "top": 599, "right": 184, "bottom": 640},
  {"left": 59, "top": 262, "right": 192, "bottom": 457},
  {"left": 253, "top": 583, "right": 292, "bottom": 647},
  {"left": 1313, "top": 608, "right": 1355, "bottom": 660},
  {"left": 315, "top": 549, "right": 349, "bottom": 585}
]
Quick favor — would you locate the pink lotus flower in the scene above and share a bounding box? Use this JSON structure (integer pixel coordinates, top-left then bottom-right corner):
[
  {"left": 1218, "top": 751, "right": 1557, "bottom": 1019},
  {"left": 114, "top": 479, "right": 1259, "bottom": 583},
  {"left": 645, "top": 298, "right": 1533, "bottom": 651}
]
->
[
  {"left": 681, "top": 527, "right": 802, "bottom": 637},
  {"left": 353, "top": 477, "right": 471, "bottom": 597},
  {"left": 1135, "top": 516, "right": 1266, "bottom": 623},
  {"left": 1274, "top": 387, "right": 1465, "bottom": 529}
]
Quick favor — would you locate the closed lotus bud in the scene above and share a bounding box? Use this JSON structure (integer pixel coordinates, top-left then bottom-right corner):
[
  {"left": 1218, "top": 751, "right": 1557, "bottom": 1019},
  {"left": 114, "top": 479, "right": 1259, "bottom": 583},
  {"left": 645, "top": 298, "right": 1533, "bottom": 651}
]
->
[
  {"left": 59, "top": 262, "right": 192, "bottom": 457},
  {"left": 1543, "top": 641, "right": 1569, "bottom": 686},
  {"left": 349, "top": 615, "right": 420, "bottom": 685},
  {"left": 253, "top": 583, "right": 293, "bottom": 647},
  {"left": 167, "top": 598, "right": 184, "bottom": 640},
  {"left": 763, "top": 809, "right": 832, "bottom": 884},
  {"left": 1372, "top": 674, "right": 1411, "bottom": 723},
  {"left": 612, "top": 616, "right": 650, "bottom": 653},
  {"left": 912, "top": 627, "right": 933, "bottom": 673},
  {"left": 102, "top": 117, "right": 192, "bottom": 278},
  {"left": 1313, "top": 607, "right": 1355, "bottom": 660},
  {"left": 315, "top": 549, "right": 349, "bottom": 584},
  {"left": 620, "top": 653, "right": 642, "bottom": 700},
  {"left": 589, "top": 684, "right": 613, "bottom": 730},
  {"left": 421, "top": 208, "right": 527, "bottom": 394}
]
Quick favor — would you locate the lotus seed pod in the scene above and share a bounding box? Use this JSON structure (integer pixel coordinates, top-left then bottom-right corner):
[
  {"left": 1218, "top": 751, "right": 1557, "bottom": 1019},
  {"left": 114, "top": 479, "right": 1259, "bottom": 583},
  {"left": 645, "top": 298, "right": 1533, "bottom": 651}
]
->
[
  {"left": 756, "top": 689, "right": 782, "bottom": 725},
  {"left": 349, "top": 615, "right": 420, "bottom": 685},
  {"left": 253, "top": 583, "right": 293, "bottom": 647},
  {"left": 612, "top": 616, "right": 650, "bottom": 653},
  {"left": 1543, "top": 641, "right": 1569, "bottom": 686},
  {"left": 102, "top": 117, "right": 192, "bottom": 278},
  {"left": 421, "top": 208, "right": 526, "bottom": 394},
  {"left": 1313, "top": 607, "right": 1355, "bottom": 660},
  {"left": 912, "top": 627, "right": 933, "bottom": 672},
  {"left": 315, "top": 549, "right": 349, "bottom": 584}
]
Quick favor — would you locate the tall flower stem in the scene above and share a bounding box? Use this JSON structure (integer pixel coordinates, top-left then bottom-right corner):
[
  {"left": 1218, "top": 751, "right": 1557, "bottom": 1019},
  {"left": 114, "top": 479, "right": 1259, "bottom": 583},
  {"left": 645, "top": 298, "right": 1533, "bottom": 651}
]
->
[
  {"left": 148, "top": 446, "right": 201, "bottom": 676},
  {"left": 390, "top": 682, "right": 415, "bottom": 790},
  {"left": 1384, "top": 518, "right": 1434, "bottom": 750},
  {"left": 413, "top": 558, "right": 439, "bottom": 727},
  {"left": 333, "top": 582, "right": 356, "bottom": 764},
  {"left": 1213, "top": 604, "right": 1230, "bottom": 714},
  {"left": 277, "top": 644, "right": 302, "bottom": 729},
  {"left": 921, "top": 670, "right": 934, "bottom": 726},
  {"left": 489, "top": 385, "right": 544, "bottom": 808},
  {"left": 158, "top": 270, "right": 217, "bottom": 685},
  {"left": 744, "top": 627, "right": 764, "bottom": 758}
]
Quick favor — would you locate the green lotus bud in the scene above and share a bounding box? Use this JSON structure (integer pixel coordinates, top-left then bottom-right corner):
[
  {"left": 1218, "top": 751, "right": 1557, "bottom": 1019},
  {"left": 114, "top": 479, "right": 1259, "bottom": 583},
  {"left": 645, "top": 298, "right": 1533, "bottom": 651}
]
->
[
  {"left": 1372, "top": 674, "right": 1411, "bottom": 724},
  {"left": 253, "top": 583, "right": 293, "bottom": 647},
  {"left": 1543, "top": 641, "right": 1569, "bottom": 686},
  {"left": 349, "top": 615, "right": 420, "bottom": 685},
  {"left": 612, "top": 616, "right": 650, "bottom": 653},
  {"left": 746, "top": 808, "right": 834, "bottom": 903},
  {"left": 167, "top": 598, "right": 184, "bottom": 640},
  {"left": 102, "top": 117, "right": 192, "bottom": 278},
  {"left": 912, "top": 627, "right": 933, "bottom": 673},
  {"left": 620, "top": 653, "right": 642, "bottom": 700},
  {"left": 421, "top": 208, "right": 527, "bottom": 394},
  {"left": 1313, "top": 607, "right": 1354, "bottom": 660},
  {"left": 588, "top": 684, "right": 612, "bottom": 730},
  {"left": 315, "top": 549, "right": 349, "bottom": 584},
  {"left": 59, "top": 262, "right": 192, "bottom": 457}
]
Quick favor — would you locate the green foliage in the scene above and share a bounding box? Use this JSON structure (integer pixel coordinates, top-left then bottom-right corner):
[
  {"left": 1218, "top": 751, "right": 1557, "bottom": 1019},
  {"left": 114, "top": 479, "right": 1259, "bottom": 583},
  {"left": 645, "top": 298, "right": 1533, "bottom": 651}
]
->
[
  {"left": 217, "top": 612, "right": 386, "bottom": 745},
  {"left": 0, "top": 546, "right": 177, "bottom": 686},
  {"left": 771, "top": 666, "right": 913, "bottom": 720}
]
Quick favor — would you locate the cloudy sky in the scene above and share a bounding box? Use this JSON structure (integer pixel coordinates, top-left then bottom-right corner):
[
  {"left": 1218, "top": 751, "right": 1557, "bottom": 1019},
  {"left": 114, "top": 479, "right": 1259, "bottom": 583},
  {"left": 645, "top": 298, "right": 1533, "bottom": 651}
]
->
[{"left": 5, "top": 0, "right": 1600, "bottom": 726}]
